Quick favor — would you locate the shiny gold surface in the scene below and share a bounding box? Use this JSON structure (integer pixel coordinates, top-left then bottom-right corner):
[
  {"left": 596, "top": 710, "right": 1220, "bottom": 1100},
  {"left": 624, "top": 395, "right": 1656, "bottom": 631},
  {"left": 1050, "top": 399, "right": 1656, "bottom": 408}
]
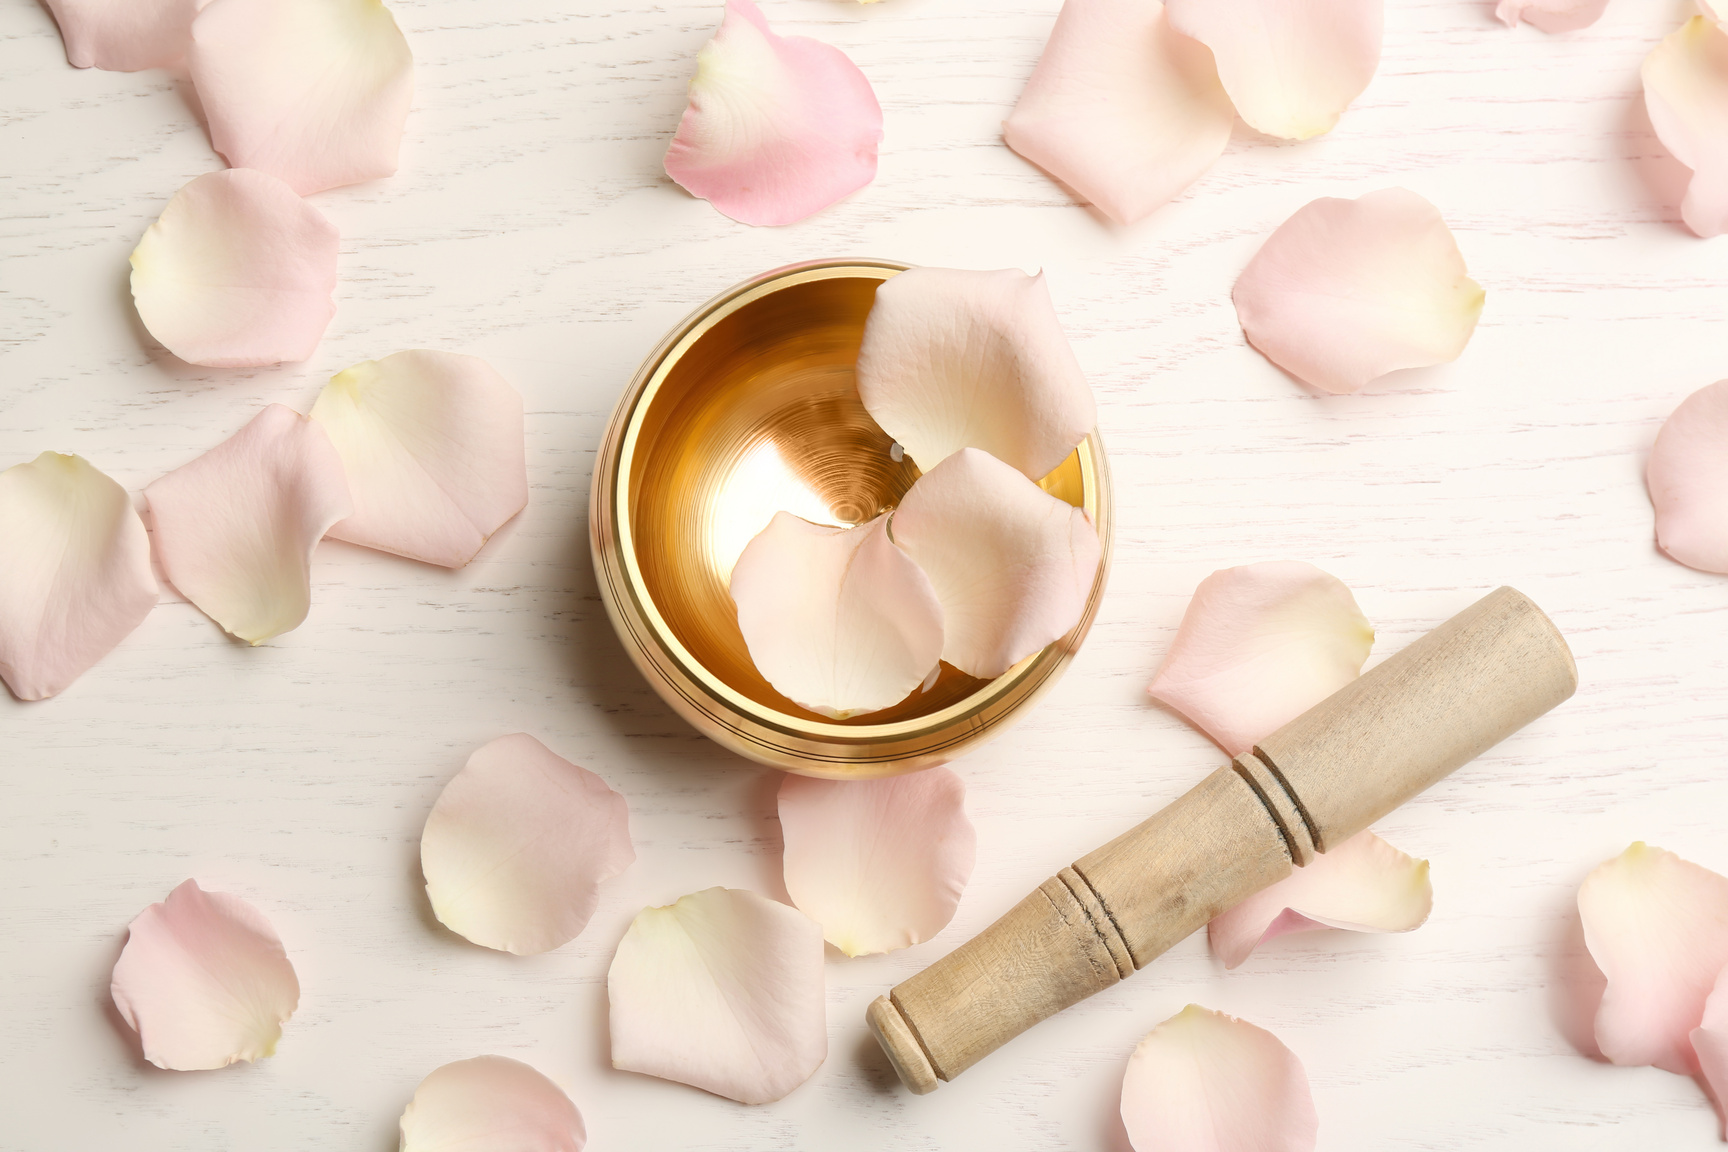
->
[{"left": 590, "top": 260, "right": 1112, "bottom": 777}]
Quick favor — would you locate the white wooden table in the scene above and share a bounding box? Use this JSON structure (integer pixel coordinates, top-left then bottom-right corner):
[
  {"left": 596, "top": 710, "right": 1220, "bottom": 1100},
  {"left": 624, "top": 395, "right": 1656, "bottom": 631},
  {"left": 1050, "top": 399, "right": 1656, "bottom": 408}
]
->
[{"left": 4, "top": 0, "right": 1727, "bottom": 1146}]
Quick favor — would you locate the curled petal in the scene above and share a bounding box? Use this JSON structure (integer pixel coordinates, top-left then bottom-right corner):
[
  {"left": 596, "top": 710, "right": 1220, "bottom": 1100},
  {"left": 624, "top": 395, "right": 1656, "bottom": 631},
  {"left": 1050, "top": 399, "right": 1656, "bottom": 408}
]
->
[
  {"left": 1233, "top": 189, "right": 1484, "bottom": 394},
  {"left": 1579, "top": 842, "right": 1728, "bottom": 1075},
  {"left": 421, "top": 734, "right": 634, "bottom": 955},
  {"left": 857, "top": 267, "right": 1095, "bottom": 481},
  {"left": 1691, "top": 967, "right": 1728, "bottom": 1136},
  {"left": 43, "top": 0, "right": 203, "bottom": 70},
  {"left": 779, "top": 768, "right": 976, "bottom": 957},
  {"left": 664, "top": 0, "right": 881, "bottom": 226},
  {"left": 189, "top": 0, "right": 414, "bottom": 195},
  {"left": 310, "top": 350, "right": 528, "bottom": 569},
  {"left": 1121, "top": 1004, "right": 1318, "bottom": 1152},
  {"left": 0, "top": 453, "right": 156, "bottom": 701},
  {"left": 730, "top": 511, "right": 943, "bottom": 718},
  {"left": 144, "top": 404, "right": 352, "bottom": 645},
  {"left": 1648, "top": 379, "right": 1728, "bottom": 573},
  {"left": 1148, "top": 561, "right": 1373, "bottom": 756},
  {"left": 110, "top": 879, "right": 299, "bottom": 1071},
  {"left": 1003, "top": 0, "right": 1233, "bottom": 226},
  {"left": 608, "top": 887, "right": 827, "bottom": 1104},
  {"left": 1164, "top": 0, "right": 1380, "bottom": 140},
  {"left": 1208, "top": 830, "right": 1431, "bottom": 969},
  {"left": 129, "top": 170, "right": 338, "bottom": 369},
  {"left": 1494, "top": 0, "right": 1609, "bottom": 33},
  {"left": 891, "top": 448, "right": 1100, "bottom": 680},
  {"left": 1644, "top": 18, "right": 1728, "bottom": 239},
  {"left": 399, "top": 1056, "right": 586, "bottom": 1152}
]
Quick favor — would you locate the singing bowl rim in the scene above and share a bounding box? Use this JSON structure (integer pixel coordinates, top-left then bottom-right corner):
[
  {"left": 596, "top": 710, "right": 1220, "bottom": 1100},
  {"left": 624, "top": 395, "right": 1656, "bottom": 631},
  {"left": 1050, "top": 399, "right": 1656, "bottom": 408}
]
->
[{"left": 589, "top": 258, "right": 1114, "bottom": 778}]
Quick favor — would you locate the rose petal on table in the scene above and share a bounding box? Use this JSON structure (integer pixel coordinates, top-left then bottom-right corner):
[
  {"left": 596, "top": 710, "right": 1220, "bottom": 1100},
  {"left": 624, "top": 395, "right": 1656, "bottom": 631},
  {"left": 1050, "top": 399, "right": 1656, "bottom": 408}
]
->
[
  {"left": 779, "top": 768, "right": 975, "bottom": 957},
  {"left": 856, "top": 267, "right": 1094, "bottom": 480},
  {"left": 129, "top": 169, "right": 338, "bottom": 368},
  {"left": 1232, "top": 188, "right": 1484, "bottom": 394},
  {"left": 144, "top": 404, "right": 351, "bottom": 645},
  {"left": 421, "top": 733, "right": 634, "bottom": 955},
  {"left": 1002, "top": 0, "right": 1233, "bottom": 226},
  {"left": 608, "top": 887, "right": 827, "bottom": 1105},
  {"left": 1147, "top": 561, "right": 1372, "bottom": 756},
  {"left": 0, "top": 453, "right": 156, "bottom": 702},
  {"left": 1648, "top": 379, "right": 1728, "bottom": 573},
  {"left": 310, "top": 350, "right": 527, "bottom": 569},
  {"left": 1164, "top": 0, "right": 1380, "bottom": 140},
  {"left": 1579, "top": 842, "right": 1728, "bottom": 1075},
  {"left": 399, "top": 1055, "right": 586, "bottom": 1152},
  {"left": 1120, "top": 1004, "right": 1318, "bottom": 1152},
  {"left": 110, "top": 879, "right": 299, "bottom": 1071},
  {"left": 890, "top": 448, "right": 1100, "bottom": 680},
  {"left": 1691, "top": 967, "right": 1728, "bottom": 1135},
  {"left": 43, "top": 0, "right": 204, "bottom": 70},
  {"left": 1208, "top": 830, "right": 1431, "bottom": 969},
  {"left": 1644, "top": 17, "right": 1728, "bottom": 239},
  {"left": 730, "top": 511, "right": 943, "bottom": 718},
  {"left": 189, "top": 0, "right": 413, "bottom": 195},
  {"left": 1494, "top": 0, "right": 1609, "bottom": 33},
  {"left": 663, "top": 0, "right": 881, "bottom": 226}
]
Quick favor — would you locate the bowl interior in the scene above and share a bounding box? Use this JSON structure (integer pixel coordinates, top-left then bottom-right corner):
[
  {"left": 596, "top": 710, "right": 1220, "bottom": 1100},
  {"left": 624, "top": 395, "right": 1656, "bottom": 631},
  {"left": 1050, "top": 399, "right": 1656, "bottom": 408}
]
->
[{"left": 626, "top": 270, "right": 1087, "bottom": 728}]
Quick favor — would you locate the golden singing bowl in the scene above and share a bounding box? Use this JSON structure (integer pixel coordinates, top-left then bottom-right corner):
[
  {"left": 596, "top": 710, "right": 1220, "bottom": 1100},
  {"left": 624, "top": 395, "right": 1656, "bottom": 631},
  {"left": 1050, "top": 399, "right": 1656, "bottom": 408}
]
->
[{"left": 589, "top": 259, "right": 1113, "bottom": 779}]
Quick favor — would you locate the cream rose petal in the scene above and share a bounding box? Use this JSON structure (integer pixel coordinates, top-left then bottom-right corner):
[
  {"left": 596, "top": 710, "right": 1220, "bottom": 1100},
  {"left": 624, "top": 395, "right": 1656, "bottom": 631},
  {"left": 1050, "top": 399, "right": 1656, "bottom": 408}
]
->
[
  {"left": 1691, "top": 967, "right": 1728, "bottom": 1132},
  {"left": 144, "top": 404, "right": 352, "bottom": 645},
  {"left": 189, "top": 0, "right": 414, "bottom": 195},
  {"left": 1121, "top": 1005, "right": 1319, "bottom": 1152},
  {"left": 1148, "top": 561, "right": 1373, "bottom": 756},
  {"left": 1003, "top": 0, "right": 1234, "bottom": 226},
  {"left": 0, "top": 453, "right": 157, "bottom": 702},
  {"left": 43, "top": 0, "right": 204, "bottom": 70},
  {"left": 1644, "top": 18, "right": 1728, "bottom": 239},
  {"left": 1234, "top": 188, "right": 1485, "bottom": 394},
  {"left": 730, "top": 511, "right": 943, "bottom": 719},
  {"left": 421, "top": 734, "right": 634, "bottom": 956},
  {"left": 1208, "top": 830, "right": 1431, "bottom": 969},
  {"left": 310, "top": 350, "right": 528, "bottom": 569},
  {"left": 399, "top": 1056, "right": 586, "bottom": 1152},
  {"left": 1495, "top": 0, "right": 1609, "bottom": 33},
  {"left": 779, "top": 768, "right": 975, "bottom": 958},
  {"left": 1648, "top": 379, "right": 1728, "bottom": 573},
  {"left": 1579, "top": 842, "right": 1728, "bottom": 1075},
  {"left": 110, "top": 879, "right": 300, "bottom": 1071},
  {"left": 129, "top": 169, "right": 338, "bottom": 369},
  {"left": 664, "top": 0, "right": 882, "bottom": 227},
  {"left": 890, "top": 448, "right": 1100, "bottom": 681},
  {"left": 856, "top": 267, "right": 1095, "bottom": 480},
  {"left": 608, "top": 887, "right": 827, "bottom": 1105},
  {"left": 1164, "top": 0, "right": 1380, "bottom": 140}
]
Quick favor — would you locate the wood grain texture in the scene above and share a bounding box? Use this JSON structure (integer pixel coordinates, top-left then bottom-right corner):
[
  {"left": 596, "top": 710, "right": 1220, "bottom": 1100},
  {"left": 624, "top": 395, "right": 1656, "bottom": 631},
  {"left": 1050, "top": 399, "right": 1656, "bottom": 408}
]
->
[{"left": 5, "top": 0, "right": 1728, "bottom": 1147}]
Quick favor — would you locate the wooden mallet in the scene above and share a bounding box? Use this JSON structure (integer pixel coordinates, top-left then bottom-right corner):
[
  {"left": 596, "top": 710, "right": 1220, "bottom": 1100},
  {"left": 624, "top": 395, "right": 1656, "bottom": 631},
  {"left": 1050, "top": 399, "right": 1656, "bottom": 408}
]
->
[{"left": 867, "top": 586, "right": 1577, "bottom": 1093}]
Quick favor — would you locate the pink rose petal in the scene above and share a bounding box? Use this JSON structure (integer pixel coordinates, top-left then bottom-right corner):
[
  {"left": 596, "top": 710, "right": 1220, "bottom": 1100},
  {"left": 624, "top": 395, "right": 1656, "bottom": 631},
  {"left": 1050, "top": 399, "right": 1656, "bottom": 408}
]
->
[
  {"left": 1648, "top": 379, "right": 1728, "bottom": 573},
  {"left": 189, "top": 0, "right": 414, "bottom": 195},
  {"left": 421, "top": 734, "right": 634, "bottom": 956},
  {"left": 1148, "top": 561, "right": 1373, "bottom": 756},
  {"left": 1208, "top": 830, "right": 1432, "bottom": 969},
  {"left": 1691, "top": 967, "right": 1728, "bottom": 1137},
  {"left": 129, "top": 169, "right": 338, "bottom": 369},
  {"left": 0, "top": 452, "right": 157, "bottom": 702},
  {"left": 1121, "top": 1005, "right": 1318, "bottom": 1152},
  {"left": 890, "top": 448, "right": 1100, "bottom": 680},
  {"left": 1579, "top": 842, "right": 1728, "bottom": 1075},
  {"left": 43, "top": 0, "right": 204, "bottom": 70},
  {"left": 779, "top": 768, "right": 976, "bottom": 957},
  {"left": 1233, "top": 188, "right": 1485, "bottom": 394},
  {"left": 110, "top": 879, "right": 300, "bottom": 1071},
  {"left": 144, "top": 404, "right": 352, "bottom": 645},
  {"left": 664, "top": 0, "right": 881, "bottom": 227},
  {"left": 857, "top": 267, "right": 1095, "bottom": 480},
  {"left": 1495, "top": 0, "right": 1609, "bottom": 33},
  {"left": 310, "top": 350, "right": 528, "bottom": 569},
  {"left": 399, "top": 1056, "right": 586, "bottom": 1152},
  {"left": 608, "top": 887, "right": 827, "bottom": 1105},
  {"left": 730, "top": 511, "right": 944, "bottom": 718},
  {"left": 1003, "top": 0, "right": 1234, "bottom": 225},
  {"left": 1164, "top": 0, "right": 1380, "bottom": 140},
  {"left": 1644, "top": 17, "right": 1728, "bottom": 239}
]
